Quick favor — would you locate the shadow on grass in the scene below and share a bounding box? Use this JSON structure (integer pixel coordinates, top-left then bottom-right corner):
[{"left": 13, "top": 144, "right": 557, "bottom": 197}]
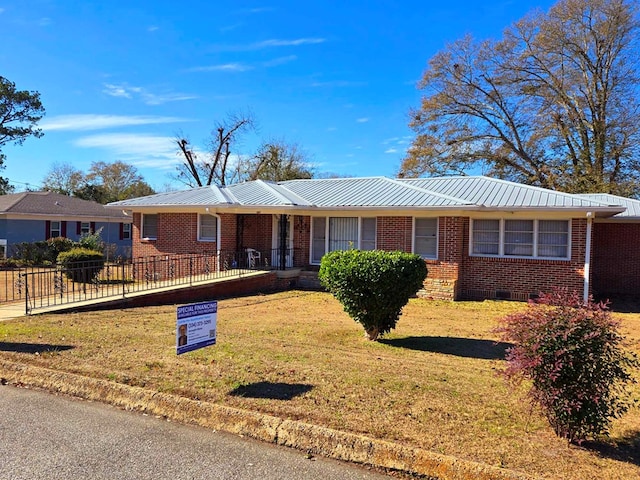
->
[
  {"left": 229, "top": 382, "right": 313, "bottom": 400},
  {"left": 582, "top": 430, "right": 640, "bottom": 467},
  {"left": 379, "top": 336, "right": 512, "bottom": 360},
  {"left": 0, "top": 342, "right": 75, "bottom": 354}
]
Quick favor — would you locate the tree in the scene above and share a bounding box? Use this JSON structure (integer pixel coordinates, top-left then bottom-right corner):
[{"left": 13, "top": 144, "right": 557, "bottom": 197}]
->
[
  {"left": 241, "top": 140, "right": 314, "bottom": 182},
  {"left": 318, "top": 250, "right": 428, "bottom": 341},
  {"left": 84, "top": 160, "right": 154, "bottom": 203},
  {"left": 400, "top": 0, "right": 640, "bottom": 197},
  {"left": 175, "top": 112, "right": 255, "bottom": 187},
  {"left": 0, "top": 76, "right": 45, "bottom": 194},
  {"left": 42, "top": 162, "right": 85, "bottom": 195}
]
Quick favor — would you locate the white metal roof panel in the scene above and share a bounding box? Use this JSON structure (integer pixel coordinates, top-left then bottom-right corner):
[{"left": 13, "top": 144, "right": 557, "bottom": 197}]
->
[
  {"left": 109, "top": 185, "right": 231, "bottom": 207},
  {"left": 399, "top": 176, "right": 615, "bottom": 209},
  {"left": 279, "top": 177, "right": 470, "bottom": 207},
  {"left": 577, "top": 193, "right": 640, "bottom": 218}
]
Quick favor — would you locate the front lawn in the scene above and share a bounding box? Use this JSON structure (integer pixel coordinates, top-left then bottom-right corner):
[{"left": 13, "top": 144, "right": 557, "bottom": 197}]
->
[{"left": 1, "top": 291, "right": 638, "bottom": 479}]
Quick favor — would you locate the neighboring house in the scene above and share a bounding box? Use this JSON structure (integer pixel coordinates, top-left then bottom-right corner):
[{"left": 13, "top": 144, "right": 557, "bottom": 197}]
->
[
  {"left": 107, "top": 176, "right": 637, "bottom": 301},
  {"left": 0, "top": 191, "right": 133, "bottom": 259}
]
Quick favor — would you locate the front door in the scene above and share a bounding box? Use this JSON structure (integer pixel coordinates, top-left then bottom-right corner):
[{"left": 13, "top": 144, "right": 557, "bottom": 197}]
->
[{"left": 271, "top": 215, "right": 293, "bottom": 269}]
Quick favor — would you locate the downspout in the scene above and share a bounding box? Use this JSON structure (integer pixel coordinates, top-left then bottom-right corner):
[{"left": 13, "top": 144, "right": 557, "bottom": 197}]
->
[{"left": 583, "top": 212, "right": 593, "bottom": 304}]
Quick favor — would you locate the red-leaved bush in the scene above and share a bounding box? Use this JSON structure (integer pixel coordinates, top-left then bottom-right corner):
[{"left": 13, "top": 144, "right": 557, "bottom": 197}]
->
[{"left": 496, "top": 288, "right": 638, "bottom": 444}]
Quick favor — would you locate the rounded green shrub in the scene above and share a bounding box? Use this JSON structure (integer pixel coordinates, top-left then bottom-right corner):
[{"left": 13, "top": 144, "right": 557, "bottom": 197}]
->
[
  {"left": 318, "top": 249, "right": 427, "bottom": 340},
  {"left": 57, "top": 248, "right": 105, "bottom": 283}
]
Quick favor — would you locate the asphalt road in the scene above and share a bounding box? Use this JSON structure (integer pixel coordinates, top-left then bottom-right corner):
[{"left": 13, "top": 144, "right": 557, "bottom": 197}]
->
[{"left": 0, "top": 385, "right": 394, "bottom": 480}]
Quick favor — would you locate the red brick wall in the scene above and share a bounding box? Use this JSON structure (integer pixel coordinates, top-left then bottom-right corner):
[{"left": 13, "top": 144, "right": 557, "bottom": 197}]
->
[
  {"left": 458, "top": 218, "right": 588, "bottom": 301},
  {"left": 131, "top": 212, "right": 598, "bottom": 301},
  {"left": 591, "top": 222, "right": 640, "bottom": 297}
]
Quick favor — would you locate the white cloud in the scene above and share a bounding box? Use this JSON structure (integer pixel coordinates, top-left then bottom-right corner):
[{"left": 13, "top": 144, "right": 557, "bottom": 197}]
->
[
  {"left": 356, "top": 117, "right": 370, "bottom": 123},
  {"left": 74, "top": 133, "right": 180, "bottom": 168},
  {"left": 38, "top": 17, "right": 52, "bottom": 26},
  {"left": 147, "top": 25, "right": 159, "bottom": 32},
  {"left": 40, "top": 114, "right": 188, "bottom": 131},
  {"left": 103, "top": 83, "right": 198, "bottom": 105},
  {"left": 385, "top": 148, "right": 398, "bottom": 154},
  {"left": 212, "top": 37, "right": 326, "bottom": 52},
  {"left": 186, "top": 63, "right": 254, "bottom": 73}
]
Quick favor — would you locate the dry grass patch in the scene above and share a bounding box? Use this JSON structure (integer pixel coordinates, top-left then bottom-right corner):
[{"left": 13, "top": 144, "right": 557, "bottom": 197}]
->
[{"left": 1, "top": 291, "right": 639, "bottom": 479}]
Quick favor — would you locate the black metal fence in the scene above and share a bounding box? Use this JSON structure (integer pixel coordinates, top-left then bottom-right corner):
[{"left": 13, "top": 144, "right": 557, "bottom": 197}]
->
[{"left": 1, "top": 248, "right": 301, "bottom": 315}]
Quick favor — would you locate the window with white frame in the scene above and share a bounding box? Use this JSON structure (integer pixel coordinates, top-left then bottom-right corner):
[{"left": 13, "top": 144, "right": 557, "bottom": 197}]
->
[
  {"left": 50, "top": 221, "right": 61, "bottom": 238},
  {"left": 80, "top": 222, "right": 91, "bottom": 235},
  {"left": 311, "top": 216, "right": 377, "bottom": 263},
  {"left": 360, "top": 218, "right": 376, "bottom": 251},
  {"left": 414, "top": 218, "right": 438, "bottom": 259},
  {"left": 122, "top": 223, "right": 131, "bottom": 240},
  {"left": 198, "top": 214, "right": 218, "bottom": 242},
  {"left": 141, "top": 214, "right": 158, "bottom": 240},
  {"left": 471, "top": 219, "right": 570, "bottom": 259}
]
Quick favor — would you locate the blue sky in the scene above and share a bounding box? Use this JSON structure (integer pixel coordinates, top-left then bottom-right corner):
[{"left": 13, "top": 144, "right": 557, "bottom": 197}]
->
[{"left": 1, "top": 0, "right": 556, "bottom": 192}]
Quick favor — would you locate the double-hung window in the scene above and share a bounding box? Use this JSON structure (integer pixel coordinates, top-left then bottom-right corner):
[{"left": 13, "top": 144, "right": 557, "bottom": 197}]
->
[
  {"left": 311, "top": 217, "right": 377, "bottom": 263},
  {"left": 471, "top": 219, "right": 570, "bottom": 259},
  {"left": 142, "top": 214, "right": 158, "bottom": 240},
  {"left": 50, "top": 221, "right": 61, "bottom": 238},
  {"left": 414, "top": 218, "right": 438, "bottom": 259},
  {"left": 122, "top": 223, "right": 131, "bottom": 240},
  {"left": 198, "top": 214, "right": 218, "bottom": 242},
  {"left": 80, "top": 222, "right": 91, "bottom": 236}
]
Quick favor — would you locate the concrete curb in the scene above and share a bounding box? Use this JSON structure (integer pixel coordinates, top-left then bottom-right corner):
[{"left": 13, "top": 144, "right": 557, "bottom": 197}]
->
[{"left": 0, "top": 360, "right": 534, "bottom": 480}]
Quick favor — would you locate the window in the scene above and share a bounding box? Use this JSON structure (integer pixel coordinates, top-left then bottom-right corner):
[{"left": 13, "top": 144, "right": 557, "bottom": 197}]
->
[
  {"left": 122, "top": 223, "right": 131, "bottom": 240},
  {"left": 142, "top": 214, "right": 158, "bottom": 240},
  {"left": 360, "top": 218, "right": 376, "bottom": 251},
  {"left": 311, "top": 216, "right": 378, "bottom": 263},
  {"left": 0, "top": 239, "right": 6, "bottom": 259},
  {"left": 414, "top": 218, "right": 438, "bottom": 259},
  {"left": 198, "top": 214, "right": 218, "bottom": 242},
  {"left": 471, "top": 219, "right": 570, "bottom": 259},
  {"left": 504, "top": 220, "right": 533, "bottom": 256},
  {"left": 80, "top": 222, "right": 91, "bottom": 235},
  {"left": 472, "top": 219, "right": 499, "bottom": 255},
  {"left": 50, "top": 221, "right": 61, "bottom": 238},
  {"left": 538, "top": 220, "right": 569, "bottom": 258}
]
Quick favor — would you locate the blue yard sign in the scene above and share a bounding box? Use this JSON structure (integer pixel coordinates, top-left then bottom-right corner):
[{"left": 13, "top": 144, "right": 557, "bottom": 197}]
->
[{"left": 176, "top": 300, "right": 217, "bottom": 355}]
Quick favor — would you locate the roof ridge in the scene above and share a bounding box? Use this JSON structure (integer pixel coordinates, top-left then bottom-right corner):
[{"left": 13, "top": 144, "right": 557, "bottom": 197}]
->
[
  {"left": 253, "top": 179, "right": 298, "bottom": 205},
  {"left": 390, "top": 178, "right": 474, "bottom": 205}
]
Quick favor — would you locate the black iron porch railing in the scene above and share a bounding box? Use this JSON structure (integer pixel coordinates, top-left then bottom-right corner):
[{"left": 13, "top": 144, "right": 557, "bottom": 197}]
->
[{"left": 8, "top": 248, "right": 302, "bottom": 315}]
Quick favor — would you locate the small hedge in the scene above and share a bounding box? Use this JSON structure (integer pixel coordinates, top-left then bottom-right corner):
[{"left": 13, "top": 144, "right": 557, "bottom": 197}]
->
[
  {"left": 318, "top": 249, "right": 427, "bottom": 340},
  {"left": 57, "top": 248, "right": 105, "bottom": 283}
]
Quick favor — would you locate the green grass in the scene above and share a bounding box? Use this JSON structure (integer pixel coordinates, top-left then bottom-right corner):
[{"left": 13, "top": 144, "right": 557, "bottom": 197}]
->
[{"left": 1, "top": 290, "right": 639, "bottom": 479}]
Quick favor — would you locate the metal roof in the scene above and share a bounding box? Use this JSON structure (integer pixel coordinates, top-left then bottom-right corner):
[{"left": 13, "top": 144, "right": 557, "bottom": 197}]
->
[
  {"left": 398, "top": 176, "right": 613, "bottom": 209},
  {"left": 107, "top": 176, "right": 628, "bottom": 216},
  {"left": 576, "top": 193, "right": 640, "bottom": 219},
  {"left": 279, "top": 177, "right": 471, "bottom": 207}
]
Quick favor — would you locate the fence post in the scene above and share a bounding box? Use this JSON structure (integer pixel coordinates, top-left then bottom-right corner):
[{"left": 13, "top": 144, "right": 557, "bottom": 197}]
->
[
  {"left": 122, "top": 260, "right": 126, "bottom": 298},
  {"left": 23, "top": 273, "right": 29, "bottom": 316}
]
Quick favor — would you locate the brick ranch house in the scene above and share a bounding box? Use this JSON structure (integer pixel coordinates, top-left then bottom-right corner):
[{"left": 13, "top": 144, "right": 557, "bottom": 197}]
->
[{"left": 107, "top": 176, "right": 640, "bottom": 302}]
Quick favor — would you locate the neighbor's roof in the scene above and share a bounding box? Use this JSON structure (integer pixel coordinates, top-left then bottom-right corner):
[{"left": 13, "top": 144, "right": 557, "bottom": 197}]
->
[
  {"left": 107, "top": 176, "right": 626, "bottom": 216},
  {"left": 576, "top": 193, "right": 640, "bottom": 219},
  {"left": 0, "top": 191, "right": 129, "bottom": 219}
]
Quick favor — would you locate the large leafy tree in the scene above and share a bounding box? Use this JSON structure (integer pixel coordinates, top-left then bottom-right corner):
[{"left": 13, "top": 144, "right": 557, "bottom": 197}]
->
[
  {"left": 400, "top": 0, "right": 640, "bottom": 197},
  {"left": 175, "top": 112, "right": 255, "bottom": 187},
  {"left": 0, "top": 76, "right": 45, "bottom": 194},
  {"left": 43, "top": 160, "right": 154, "bottom": 203},
  {"left": 42, "top": 162, "right": 85, "bottom": 195},
  {"left": 241, "top": 140, "right": 314, "bottom": 182}
]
